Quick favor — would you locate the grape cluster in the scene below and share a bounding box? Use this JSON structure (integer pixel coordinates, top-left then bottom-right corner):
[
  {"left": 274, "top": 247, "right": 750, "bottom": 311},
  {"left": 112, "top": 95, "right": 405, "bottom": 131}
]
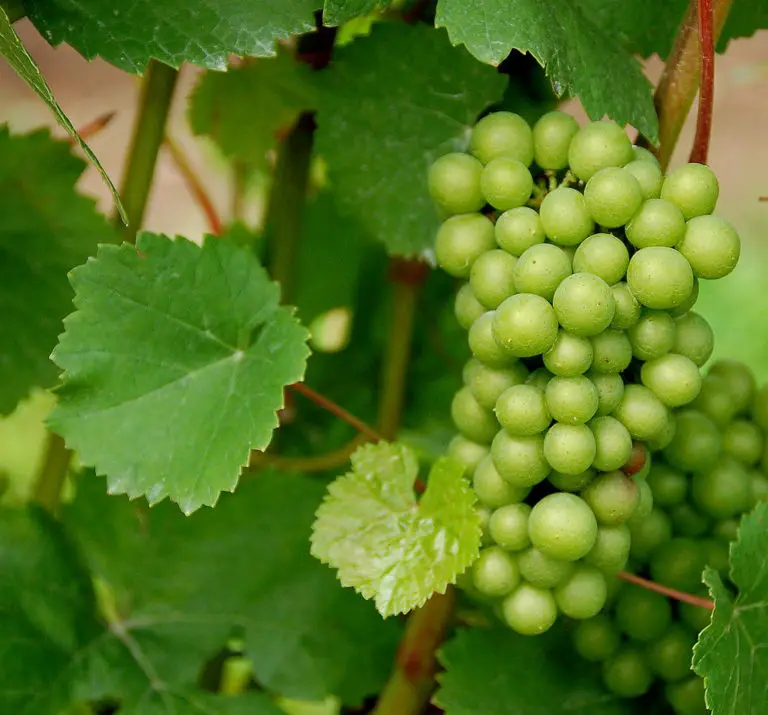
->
[
  {"left": 428, "top": 109, "right": 742, "bottom": 637},
  {"left": 572, "top": 359, "right": 768, "bottom": 715}
]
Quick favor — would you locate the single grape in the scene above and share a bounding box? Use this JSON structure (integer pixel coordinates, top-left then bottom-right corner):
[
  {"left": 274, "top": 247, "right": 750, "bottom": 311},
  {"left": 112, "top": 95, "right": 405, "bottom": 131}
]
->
[
  {"left": 669, "top": 276, "right": 700, "bottom": 317},
  {"left": 475, "top": 504, "right": 493, "bottom": 546},
  {"left": 573, "top": 615, "right": 620, "bottom": 662},
  {"left": 468, "top": 312, "right": 513, "bottom": 367},
  {"left": 539, "top": 188, "right": 595, "bottom": 246},
  {"left": 543, "top": 330, "right": 594, "bottom": 377},
  {"left": 752, "top": 384, "right": 768, "bottom": 431},
  {"left": 613, "top": 384, "right": 670, "bottom": 441},
  {"left": 495, "top": 206, "right": 546, "bottom": 256},
  {"left": 435, "top": 213, "right": 496, "bottom": 278},
  {"left": 602, "top": 648, "right": 654, "bottom": 698},
  {"left": 501, "top": 583, "right": 558, "bottom": 635},
  {"left": 623, "top": 159, "right": 664, "bottom": 199},
  {"left": 584, "top": 167, "right": 643, "bottom": 228},
  {"left": 691, "top": 456, "right": 753, "bottom": 519},
  {"left": 549, "top": 468, "right": 596, "bottom": 493},
  {"left": 672, "top": 311, "right": 714, "bottom": 366},
  {"left": 646, "top": 626, "right": 696, "bottom": 682},
  {"left": 590, "top": 330, "right": 633, "bottom": 374},
  {"left": 701, "top": 536, "right": 730, "bottom": 573},
  {"left": 666, "top": 677, "right": 708, "bottom": 715},
  {"left": 528, "top": 492, "right": 598, "bottom": 561},
  {"left": 544, "top": 423, "right": 598, "bottom": 474},
  {"left": 471, "top": 111, "right": 534, "bottom": 166},
  {"left": 641, "top": 353, "right": 703, "bottom": 408},
  {"left": 447, "top": 435, "right": 489, "bottom": 474},
  {"left": 661, "top": 162, "right": 719, "bottom": 219},
  {"left": 679, "top": 601, "right": 712, "bottom": 633},
  {"left": 480, "top": 158, "right": 534, "bottom": 210},
  {"left": 473, "top": 455, "right": 530, "bottom": 508},
  {"left": 526, "top": 367, "right": 555, "bottom": 391},
  {"left": 663, "top": 409, "right": 722, "bottom": 472},
  {"left": 722, "top": 419, "right": 764, "bottom": 466},
  {"left": 472, "top": 546, "right": 520, "bottom": 597},
  {"left": 513, "top": 243, "right": 572, "bottom": 300},
  {"left": 615, "top": 587, "right": 672, "bottom": 642},
  {"left": 690, "top": 374, "right": 739, "bottom": 428},
  {"left": 532, "top": 110, "right": 579, "bottom": 169},
  {"left": 714, "top": 518, "right": 740, "bottom": 542},
  {"left": 428, "top": 153, "right": 486, "bottom": 215},
  {"left": 545, "top": 376, "right": 599, "bottom": 425},
  {"left": 568, "top": 121, "right": 634, "bottom": 182},
  {"left": 454, "top": 283, "right": 486, "bottom": 329},
  {"left": 646, "top": 412, "right": 677, "bottom": 452},
  {"left": 677, "top": 215, "right": 740, "bottom": 279},
  {"left": 627, "top": 247, "right": 694, "bottom": 310},
  {"left": 491, "top": 430, "right": 550, "bottom": 487},
  {"left": 495, "top": 383, "right": 552, "bottom": 436},
  {"left": 632, "top": 477, "right": 654, "bottom": 520},
  {"left": 451, "top": 386, "right": 499, "bottom": 444},
  {"left": 554, "top": 564, "right": 607, "bottom": 619},
  {"left": 610, "top": 282, "right": 642, "bottom": 329},
  {"left": 708, "top": 359, "right": 756, "bottom": 414},
  {"left": 518, "top": 546, "right": 574, "bottom": 588},
  {"left": 553, "top": 273, "right": 615, "bottom": 337},
  {"left": 625, "top": 198, "right": 686, "bottom": 251},
  {"left": 650, "top": 538, "right": 707, "bottom": 592},
  {"left": 590, "top": 416, "right": 633, "bottom": 471},
  {"left": 646, "top": 462, "right": 688, "bottom": 507},
  {"left": 632, "top": 146, "right": 660, "bottom": 165},
  {"left": 585, "top": 523, "right": 631, "bottom": 573},
  {"left": 469, "top": 249, "right": 518, "bottom": 309},
  {"left": 493, "top": 293, "right": 559, "bottom": 357},
  {"left": 751, "top": 470, "right": 768, "bottom": 505},
  {"left": 583, "top": 470, "right": 640, "bottom": 525},
  {"left": 629, "top": 507, "right": 673, "bottom": 561},
  {"left": 463, "top": 358, "right": 529, "bottom": 411},
  {"left": 572, "top": 232, "right": 630, "bottom": 286},
  {"left": 669, "top": 502, "right": 711, "bottom": 538},
  {"left": 628, "top": 309, "right": 676, "bottom": 361},
  {"left": 589, "top": 371, "right": 625, "bottom": 416},
  {"left": 489, "top": 503, "right": 531, "bottom": 551}
]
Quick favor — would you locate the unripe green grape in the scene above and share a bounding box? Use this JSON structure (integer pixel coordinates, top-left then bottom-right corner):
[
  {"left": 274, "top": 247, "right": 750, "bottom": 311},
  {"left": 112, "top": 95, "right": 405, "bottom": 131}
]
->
[
  {"left": 615, "top": 587, "right": 672, "bottom": 642},
  {"left": 610, "top": 282, "right": 642, "bottom": 329},
  {"left": 602, "top": 648, "right": 654, "bottom": 698},
  {"left": 532, "top": 110, "right": 579, "bottom": 169},
  {"left": 628, "top": 309, "right": 675, "bottom": 361},
  {"left": 590, "top": 416, "right": 633, "bottom": 472},
  {"left": 468, "top": 312, "right": 513, "bottom": 367},
  {"left": 495, "top": 384, "right": 551, "bottom": 436},
  {"left": 752, "top": 470, "right": 768, "bottom": 505},
  {"left": 573, "top": 615, "right": 620, "bottom": 662},
  {"left": 646, "top": 462, "right": 687, "bottom": 507},
  {"left": 454, "top": 283, "right": 485, "bottom": 329},
  {"left": 549, "top": 469, "right": 595, "bottom": 493},
  {"left": 673, "top": 311, "right": 714, "bottom": 366},
  {"left": 663, "top": 409, "right": 722, "bottom": 472},
  {"left": 584, "top": 167, "right": 643, "bottom": 228},
  {"left": 669, "top": 503, "right": 711, "bottom": 538},
  {"left": 613, "top": 384, "right": 670, "bottom": 441},
  {"left": 471, "top": 111, "right": 534, "bottom": 166},
  {"left": 539, "top": 188, "right": 595, "bottom": 246},
  {"left": 491, "top": 430, "right": 550, "bottom": 487},
  {"left": 713, "top": 518, "right": 740, "bottom": 542},
  {"left": 495, "top": 206, "right": 545, "bottom": 256},
  {"left": 480, "top": 157, "right": 534, "bottom": 210},
  {"left": 585, "top": 523, "right": 631, "bottom": 573},
  {"left": 690, "top": 374, "right": 739, "bottom": 428},
  {"left": 463, "top": 358, "right": 529, "bottom": 411},
  {"left": 623, "top": 159, "right": 664, "bottom": 199},
  {"left": 589, "top": 371, "right": 625, "bottom": 416},
  {"left": 625, "top": 197, "right": 686, "bottom": 249},
  {"left": 582, "top": 470, "right": 639, "bottom": 525},
  {"left": 701, "top": 536, "right": 730, "bottom": 573},
  {"left": 678, "top": 215, "right": 740, "bottom": 279},
  {"left": 475, "top": 504, "right": 493, "bottom": 545},
  {"left": 692, "top": 457, "right": 753, "bottom": 519},
  {"left": 646, "top": 412, "right": 677, "bottom": 452},
  {"left": 641, "top": 353, "right": 702, "bottom": 407},
  {"left": 752, "top": 384, "right": 768, "bottom": 431},
  {"left": 474, "top": 455, "right": 530, "bottom": 508},
  {"left": 669, "top": 276, "right": 700, "bottom": 317},
  {"left": 451, "top": 386, "right": 499, "bottom": 443},
  {"left": 489, "top": 503, "right": 531, "bottom": 551},
  {"left": 544, "top": 423, "right": 597, "bottom": 474},
  {"left": 679, "top": 601, "right": 712, "bottom": 633},
  {"left": 526, "top": 366, "right": 555, "bottom": 391},
  {"left": 501, "top": 583, "right": 557, "bottom": 636},
  {"left": 469, "top": 249, "right": 517, "bottom": 309},
  {"left": 492, "top": 293, "right": 559, "bottom": 358},
  {"left": 472, "top": 547, "right": 520, "bottom": 597},
  {"left": 435, "top": 213, "right": 496, "bottom": 278},
  {"left": 632, "top": 478, "right": 654, "bottom": 520},
  {"left": 708, "top": 359, "right": 756, "bottom": 414},
  {"left": 573, "top": 232, "right": 629, "bottom": 286},
  {"left": 666, "top": 676, "right": 708, "bottom": 715},
  {"left": 590, "top": 330, "right": 632, "bottom": 374},
  {"left": 447, "top": 435, "right": 489, "bottom": 474},
  {"left": 553, "top": 273, "right": 615, "bottom": 337},
  {"left": 661, "top": 162, "right": 719, "bottom": 219},
  {"left": 545, "top": 375, "right": 599, "bottom": 425},
  {"left": 554, "top": 564, "right": 607, "bottom": 619},
  {"left": 629, "top": 507, "right": 672, "bottom": 561},
  {"left": 518, "top": 546, "right": 574, "bottom": 588},
  {"left": 650, "top": 538, "right": 707, "bottom": 592},
  {"left": 646, "top": 626, "right": 696, "bottom": 682},
  {"left": 428, "top": 152, "right": 486, "bottom": 215},
  {"left": 568, "top": 121, "right": 634, "bottom": 182},
  {"left": 632, "top": 146, "right": 660, "bottom": 165},
  {"left": 723, "top": 419, "right": 764, "bottom": 466},
  {"left": 627, "top": 246, "right": 694, "bottom": 310},
  {"left": 543, "top": 330, "right": 594, "bottom": 377},
  {"left": 513, "top": 243, "right": 572, "bottom": 300},
  {"left": 528, "top": 492, "right": 598, "bottom": 561}
]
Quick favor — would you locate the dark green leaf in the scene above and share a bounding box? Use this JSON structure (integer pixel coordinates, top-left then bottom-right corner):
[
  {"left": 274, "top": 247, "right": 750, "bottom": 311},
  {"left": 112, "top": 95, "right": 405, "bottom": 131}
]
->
[
  {"left": 719, "top": 1, "right": 768, "bottom": 51},
  {"left": 323, "top": 0, "right": 388, "bottom": 24}
]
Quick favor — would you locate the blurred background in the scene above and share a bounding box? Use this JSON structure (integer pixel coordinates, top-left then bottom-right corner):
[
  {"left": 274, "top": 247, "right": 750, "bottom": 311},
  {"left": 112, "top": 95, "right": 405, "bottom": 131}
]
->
[{"left": 0, "top": 20, "right": 766, "bottom": 504}]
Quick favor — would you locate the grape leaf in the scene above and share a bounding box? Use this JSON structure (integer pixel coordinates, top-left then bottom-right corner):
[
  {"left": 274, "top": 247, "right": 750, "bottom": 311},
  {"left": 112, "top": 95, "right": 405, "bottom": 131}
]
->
[
  {"left": 189, "top": 50, "right": 318, "bottom": 173},
  {"left": 48, "top": 232, "right": 311, "bottom": 514},
  {"left": 434, "top": 0, "right": 659, "bottom": 142},
  {"left": 323, "top": 0, "right": 388, "bottom": 24},
  {"left": 0, "top": 128, "right": 118, "bottom": 416},
  {"left": 0, "top": 9, "right": 124, "bottom": 219},
  {"left": 314, "top": 22, "right": 505, "bottom": 256},
  {"left": 24, "top": 0, "right": 321, "bottom": 73},
  {"left": 719, "top": 0, "right": 768, "bottom": 51},
  {"left": 63, "top": 472, "right": 401, "bottom": 706},
  {"left": 311, "top": 442, "right": 481, "bottom": 617},
  {"left": 693, "top": 502, "right": 768, "bottom": 715},
  {"left": 436, "top": 627, "right": 638, "bottom": 715}
]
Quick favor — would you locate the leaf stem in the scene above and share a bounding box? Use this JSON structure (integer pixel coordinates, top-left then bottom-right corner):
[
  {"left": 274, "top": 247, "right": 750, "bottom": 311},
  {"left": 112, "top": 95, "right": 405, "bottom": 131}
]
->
[
  {"left": 116, "top": 60, "right": 179, "bottom": 242},
  {"left": 67, "top": 110, "right": 116, "bottom": 144},
  {"left": 32, "top": 432, "right": 72, "bottom": 514},
  {"left": 247, "top": 436, "right": 366, "bottom": 473},
  {"left": 690, "top": 0, "right": 715, "bottom": 164},
  {"left": 618, "top": 571, "right": 714, "bottom": 610}
]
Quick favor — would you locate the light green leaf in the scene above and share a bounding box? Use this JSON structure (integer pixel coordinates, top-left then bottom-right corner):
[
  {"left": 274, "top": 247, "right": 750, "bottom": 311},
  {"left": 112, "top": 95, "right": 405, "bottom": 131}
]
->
[
  {"left": 323, "top": 0, "right": 388, "bottom": 24},
  {"left": 434, "top": 0, "right": 659, "bottom": 141},
  {"left": 49, "top": 232, "right": 311, "bottom": 514},
  {"left": 0, "top": 7, "right": 124, "bottom": 220},
  {"left": 693, "top": 502, "right": 768, "bottom": 715},
  {"left": 314, "top": 22, "right": 505, "bottom": 256},
  {"left": 311, "top": 442, "right": 481, "bottom": 617}
]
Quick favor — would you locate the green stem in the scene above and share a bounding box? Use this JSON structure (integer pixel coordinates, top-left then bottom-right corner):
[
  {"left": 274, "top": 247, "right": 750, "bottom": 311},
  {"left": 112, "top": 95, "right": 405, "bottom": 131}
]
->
[
  {"left": 265, "top": 114, "right": 315, "bottom": 304},
  {"left": 115, "top": 61, "right": 179, "bottom": 241},
  {"left": 32, "top": 432, "right": 72, "bottom": 514}
]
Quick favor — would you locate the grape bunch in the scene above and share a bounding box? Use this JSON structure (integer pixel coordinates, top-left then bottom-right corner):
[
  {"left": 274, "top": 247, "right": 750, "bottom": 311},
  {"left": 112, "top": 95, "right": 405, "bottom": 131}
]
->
[
  {"left": 572, "top": 359, "right": 768, "bottom": 715},
  {"left": 427, "top": 109, "right": 742, "bottom": 636}
]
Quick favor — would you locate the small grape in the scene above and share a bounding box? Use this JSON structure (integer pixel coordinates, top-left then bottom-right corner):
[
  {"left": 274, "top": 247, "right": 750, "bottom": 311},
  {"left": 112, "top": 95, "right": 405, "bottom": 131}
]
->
[
  {"left": 661, "top": 162, "right": 719, "bottom": 219},
  {"left": 752, "top": 384, "right": 768, "bottom": 431},
  {"left": 475, "top": 504, "right": 493, "bottom": 546},
  {"left": 527, "top": 492, "right": 598, "bottom": 561},
  {"left": 627, "top": 246, "right": 694, "bottom": 310},
  {"left": 495, "top": 206, "right": 546, "bottom": 256},
  {"left": 451, "top": 386, "right": 499, "bottom": 444},
  {"left": 584, "top": 167, "right": 642, "bottom": 228},
  {"left": 454, "top": 283, "right": 485, "bottom": 329},
  {"left": 669, "top": 276, "right": 700, "bottom": 317},
  {"left": 615, "top": 587, "right": 672, "bottom": 642},
  {"left": 646, "top": 626, "right": 696, "bottom": 682},
  {"left": 751, "top": 470, "right": 768, "bottom": 505},
  {"left": 545, "top": 376, "right": 599, "bottom": 425},
  {"left": 501, "top": 583, "right": 558, "bottom": 635},
  {"left": 568, "top": 121, "right": 634, "bottom": 182},
  {"left": 513, "top": 243, "right": 572, "bottom": 300},
  {"left": 585, "top": 523, "right": 631, "bottom": 573},
  {"left": 539, "top": 188, "right": 595, "bottom": 246},
  {"left": 572, "top": 232, "right": 630, "bottom": 286},
  {"left": 701, "top": 536, "right": 730, "bottom": 573},
  {"left": 646, "top": 412, "right": 677, "bottom": 452},
  {"left": 469, "top": 249, "right": 518, "bottom": 309},
  {"left": 677, "top": 215, "right": 740, "bottom": 279},
  {"left": 629, "top": 507, "right": 673, "bottom": 561},
  {"left": 612, "top": 384, "right": 670, "bottom": 441},
  {"left": 583, "top": 470, "right": 640, "bottom": 525},
  {"left": 646, "top": 462, "right": 688, "bottom": 507},
  {"left": 543, "top": 330, "right": 594, "bottom": 377},
  {"left": 713, "top": 518, "right": 740, "bottom": 542},
  {"left": 463, "top": 358, "right": 529, "bottom": 410},
  {"left": 471, "top": 111, "right": 534, "bottom": 166},
  {"left": 544, "top": 423, "right": 597, "bottom": 474},
  {"left": 573, "top": 615, "right": 620, "bottom": 662},
  {"left": 518, "top": 546, "right": 574, "bottom": 588},
  {"left": 628, "top": 309, "right": 675, "bottom": 361},
  {"left": 632, "top": 477, "right": 654, "bottom": 520},
  {"left": 473, "top": 455, "right": 530, "bottom": 508},
  {"left": 632, "top": 146, "right": 660, "bottom": 165},
  {"left": 447, "top": 435, "right": 489, "bottom": 474},
  {"left": 691, "top": 457, "right": 753, "bottom": 519},
  {"left": 625, "top": 198, "right": 686, "bottom": 249},
  {"left": 666, "top": 676, "right": 708, "bottom": 715},
  {"left": 493, "top": 293, "right": 559, "bottom": 357},
  {"left": 708, "top": 359, "right": 756, "bottom": 414},
  {"left": 472, "top": 546, "right": 520, "bottom": 597},
  {"left": 590, "top": 416, "right": 633, "bottom": 472},
  {"left": 435, "top": 213, "right": 496, "bottom": 278},
  {"left": 526, "top": 366, "right": 555, "bottom": 391},
  {"left": 690, "top": 374, "right": 740, "bottom": 428},
  {"left": 480, "top": 158, "right": 534, "bottom": 210},
  {"left": 673, "top": 311, "right": 714, "bottom": 366},
  {"left": 489, "top": 503, "right": 531, "bottom": 551},
  {"left": 722, "top": 419, "right": 764, "bottom": 466},
  {"left": 428, "top": 152, "right": 486, "bottom": 215},
  {"left": 589, "top": 371, "right": 625, "bottom": 416},
  {"left": 549, "top": 468, "right": 595, "bottom": 492},
  {"left": 669, "top": 503, "right": 711, "bottom": 538},
  {"left": 650, "top": 538, "right": 707, "bottom": 592},
  {"left": 590, "top": 329, "right": 633, "bottom": 374},
  {"left": 553, "top": 273, "right": 615, "bottom": 337},
  {"left": 532, "top": 110, "right": 579, "bottom": 169},
  {"left": 554, "top": 564, "right": 607, "bottom": 619},
  {"left": 623, "top": 159, "right": 664, "bottom": 199},
  {"left": 491, "top": 430, "right": 550, "bottom": 487},
  {"left": 610, "top": 282, "right": 642, "bottom": 329},
  {"left": 602, "top": 648, "right": 654, "bottom": 698},
  {"left": 663, "top": 409, "right": 722, "bottom": 472},
  {"left": 495, "top": 383, "right": 552, "bottom": 435},
  {"left": 468, "top": 312, "right": 513, "bottom": 367},
  {"left": 679, "top": 601, "right": 712, "bottom": 633},
  {"left": 641, "top": 353, "right": 703, "bottom": 407}
]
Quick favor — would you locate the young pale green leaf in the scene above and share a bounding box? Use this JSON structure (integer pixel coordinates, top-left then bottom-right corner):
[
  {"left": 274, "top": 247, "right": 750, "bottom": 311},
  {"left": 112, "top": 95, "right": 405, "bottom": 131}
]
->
[
  {"left": 434, "top": 0, "right": 659, "bottom": 142},
  {"left": 323, "top": 0, "right": 388, "bottom": 24},
  {"left": 314, "top": 22, "right": 505, "bottom": 257},
  {"left": 49, "top": 232, "right": 310, "bottom": 514},
  {"left": 0, "top": 128, "right": 118, "bottom": 416},
  {"left": 0, "top": 8, "right": 124, "bottom": 220},
  {"left": 189, "top": 50, "right": 318, "bottom": 172},
  {"left": 25, "top": 0, "right": 320, "bottom": 73},
  {"left": 311, "top": 442, "right": 481, "bottom": 617},
  {"left": 436, "top": 627, "right": 640, "bottom": 715},
  {"left": 693, "top": 502, "right": 768, "bottom": 715}
]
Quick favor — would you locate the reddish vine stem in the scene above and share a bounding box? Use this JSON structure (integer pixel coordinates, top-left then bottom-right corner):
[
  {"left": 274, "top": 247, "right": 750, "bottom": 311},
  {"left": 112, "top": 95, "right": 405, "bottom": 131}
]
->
[
  {"left": 618, "top": 571, "right": 714, "bottom": 610},
  {"left": 690, "top": 0, "right": 715, "bottom": 164},
  {"left": 67, "top": 110, "right": 116, "bottom": 144}
]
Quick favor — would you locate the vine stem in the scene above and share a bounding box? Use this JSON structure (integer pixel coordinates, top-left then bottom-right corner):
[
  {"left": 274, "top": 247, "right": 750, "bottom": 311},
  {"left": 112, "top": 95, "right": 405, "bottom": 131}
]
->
[
  {"left": 248, "top": 436, "right": 366, "bottom": 473},
  {"left": 31, "top": 432, "right": 71, "bottom": 514},
  {"left": 690, "top": 0, "right": 715, "bottom": 164},
  {"left": 67, "top": 111, "right": 116, "bottom": 145},
  {"left": 618, "top": 571, "right": 714, "bottom": 610}
]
